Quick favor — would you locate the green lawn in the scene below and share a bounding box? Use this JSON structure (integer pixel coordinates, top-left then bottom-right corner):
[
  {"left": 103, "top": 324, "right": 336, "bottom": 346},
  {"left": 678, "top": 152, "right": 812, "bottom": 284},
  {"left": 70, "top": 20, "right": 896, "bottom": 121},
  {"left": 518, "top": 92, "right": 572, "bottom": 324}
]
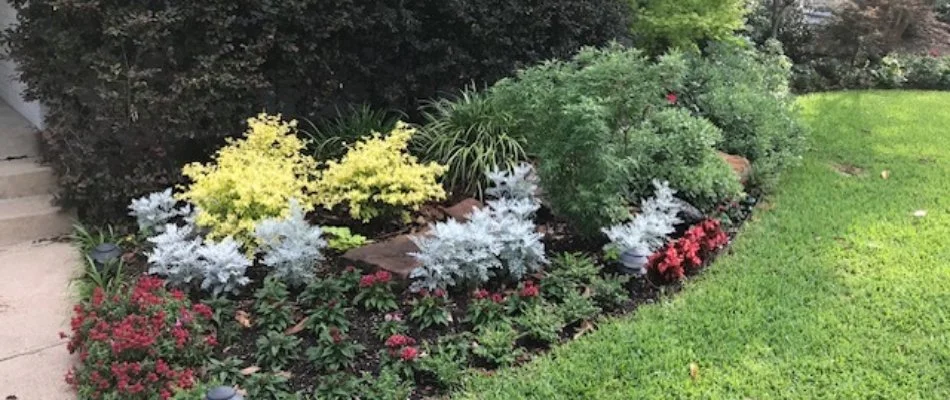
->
[{"left": 459, "top": 91, "right": 950, "bottom": 399}]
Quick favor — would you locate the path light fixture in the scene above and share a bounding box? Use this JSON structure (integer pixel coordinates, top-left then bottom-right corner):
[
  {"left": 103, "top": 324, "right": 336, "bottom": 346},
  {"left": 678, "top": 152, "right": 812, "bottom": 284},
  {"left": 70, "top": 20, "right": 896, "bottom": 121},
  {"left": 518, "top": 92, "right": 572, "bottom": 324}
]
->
[
  {"left": 207, "top": 386, "right": 244, "bottom": 400},
  {"left": 88, "top": 243, "right": 122, "bottom": 272},
  {"left": 618, "top": 248, "right": 649, "bottom": 276}
]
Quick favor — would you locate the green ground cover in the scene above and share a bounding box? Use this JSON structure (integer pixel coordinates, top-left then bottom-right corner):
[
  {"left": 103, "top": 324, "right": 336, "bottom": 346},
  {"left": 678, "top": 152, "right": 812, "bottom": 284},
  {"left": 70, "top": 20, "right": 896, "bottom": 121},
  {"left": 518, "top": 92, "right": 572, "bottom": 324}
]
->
[{"left": 460, "top": 91, "right": 950, "bottom": 399}]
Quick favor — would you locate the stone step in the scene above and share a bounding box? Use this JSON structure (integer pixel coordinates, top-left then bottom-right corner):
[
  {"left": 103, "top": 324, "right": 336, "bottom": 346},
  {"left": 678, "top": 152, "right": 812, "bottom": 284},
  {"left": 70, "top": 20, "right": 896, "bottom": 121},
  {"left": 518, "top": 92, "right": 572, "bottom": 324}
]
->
[
  {"left": 0, "top": 116, "right": 38, "bottom": 161},
  {"left": 0, "top": 158, "right": 55, "bottom": 199},
  {"left": 0, "top": 195, "right": 73, "bottom": 247}
]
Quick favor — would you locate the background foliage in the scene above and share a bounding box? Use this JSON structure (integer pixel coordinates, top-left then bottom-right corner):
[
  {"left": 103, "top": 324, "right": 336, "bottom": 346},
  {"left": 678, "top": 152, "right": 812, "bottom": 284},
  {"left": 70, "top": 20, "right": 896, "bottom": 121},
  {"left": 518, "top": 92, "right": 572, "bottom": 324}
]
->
[{"left": 4, "top": 0, "right": 629, "bottom": 219}]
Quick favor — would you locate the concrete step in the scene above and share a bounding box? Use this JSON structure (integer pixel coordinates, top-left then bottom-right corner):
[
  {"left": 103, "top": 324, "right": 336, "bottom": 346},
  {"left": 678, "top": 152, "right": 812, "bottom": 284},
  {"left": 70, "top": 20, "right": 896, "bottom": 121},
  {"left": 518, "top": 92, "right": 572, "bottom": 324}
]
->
[
  {"left": 0, "top": 195, "right": 73, "bottom": 247},
  {"left": 0, "top": 158, "right": 55, "bottom": 199}
]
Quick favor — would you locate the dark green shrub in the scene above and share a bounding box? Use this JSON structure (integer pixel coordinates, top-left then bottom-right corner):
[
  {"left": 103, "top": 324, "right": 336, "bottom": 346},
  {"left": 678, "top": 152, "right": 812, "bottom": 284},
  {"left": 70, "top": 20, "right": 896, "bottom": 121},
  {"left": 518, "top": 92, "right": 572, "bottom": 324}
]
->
[
  {"left": 4, "top": 0, "right": 629, "bottom": 220},
  {"left": 629, "top": 0, "right": 747, "bottom": 54},
  {"left": 627, "top": 108, "right": 742, "bottom": 209},
  {"left": 899, "top": 54, "right": 950, "bottom": 89},
  {"left": 685, "top": 40, "right": 806, "bottom": 188}
]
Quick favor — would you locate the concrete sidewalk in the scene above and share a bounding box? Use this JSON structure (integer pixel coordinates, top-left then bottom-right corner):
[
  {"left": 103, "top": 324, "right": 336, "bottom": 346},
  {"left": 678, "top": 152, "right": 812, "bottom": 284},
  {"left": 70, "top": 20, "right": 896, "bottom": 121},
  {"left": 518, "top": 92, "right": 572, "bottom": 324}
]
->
[{"left": 0, "top": 241, "right": 77, "bottom": 399}]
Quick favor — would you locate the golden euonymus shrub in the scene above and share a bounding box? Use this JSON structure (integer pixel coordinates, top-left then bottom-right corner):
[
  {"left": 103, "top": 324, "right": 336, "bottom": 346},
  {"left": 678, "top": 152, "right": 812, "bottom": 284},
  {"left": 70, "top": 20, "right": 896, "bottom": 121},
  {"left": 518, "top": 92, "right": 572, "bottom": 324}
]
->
[
  {"left": 315, "top": 122, "right": 447, "bottom": 222},
  {"left": 179, "top": 114, "right": 318, "bottom": 246}
]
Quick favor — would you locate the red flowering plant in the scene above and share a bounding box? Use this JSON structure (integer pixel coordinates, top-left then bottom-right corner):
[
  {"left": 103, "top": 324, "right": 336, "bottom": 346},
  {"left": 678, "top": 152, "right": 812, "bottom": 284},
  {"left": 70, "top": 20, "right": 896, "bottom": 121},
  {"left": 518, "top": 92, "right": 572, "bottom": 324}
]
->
[
  {"left": 305, "top": 326, "right": 365, "bottom": 372},
  {"left": 380, "top": 334, "right": 420, "bottom": 378},
  {"left": 64, "top": 277, "right": 217, "bottom": 400},
  {"left": 407, "top": 288, "right": 452, "bottom": 330},
  {"left": 465, "top": 289, "right": 508, "bottom": 328},
  {"left": 648, "top": 219, "right": 729, "bottom": 282},
  {"left": 506, "top": 280, "right": 541, "bottom": 314},
  {"left": 353, "top": 270, "right": 399, "bottom": 312}
]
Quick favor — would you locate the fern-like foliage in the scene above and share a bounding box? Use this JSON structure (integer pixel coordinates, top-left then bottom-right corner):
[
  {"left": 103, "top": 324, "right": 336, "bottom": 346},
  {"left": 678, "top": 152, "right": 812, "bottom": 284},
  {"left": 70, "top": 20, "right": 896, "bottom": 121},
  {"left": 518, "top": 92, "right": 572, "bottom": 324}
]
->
[
  {"left": 147, "top": 223, "right": 251, "bottom": 295},
  {"left": 602, "top": 180, "right": 684, "bottom": 272},
  {"left": 128, "top": 188, "right": 192, "bottom": 234},
  {"left": 409, "top": 164, "right": 546, "bottom": 292},
  {"left": 255, "top": 201, "right": 327, "bottom": 287}
]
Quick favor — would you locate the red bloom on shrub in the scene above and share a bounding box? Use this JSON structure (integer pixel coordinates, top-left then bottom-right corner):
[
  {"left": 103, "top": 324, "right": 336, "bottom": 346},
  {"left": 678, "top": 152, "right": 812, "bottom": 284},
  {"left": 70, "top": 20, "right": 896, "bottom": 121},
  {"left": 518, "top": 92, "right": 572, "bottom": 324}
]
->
[
  {"left": 358, "top": 274, "right": 376, "bottom": 288},
  {"left": 666, "top": 92, "right": 678, "bottom": 104},
  {"left": 433, "top": 288, "right": 446, "bottom": 298},
  {"left": 374, "top": 270, "right": 392, "bottom": 283},
  {"left": 490, "top": 293, "right": 506, "bottom": 303},
  {"left": 519, "top": 281, "right": 540, "bottom": 298},
  {"left": 91, "top": 287, "right": 105, "bottom": 307},
  {"left": 930, "top": 48, "right": 941, "bottom": 57},
  {"left": 385, "top": 334, "right": 416, "bottom": 348},
  {"left": 399, "top": 346, "right": 420, "bottom": 361},
  {"left": 473, "top": 289, "right": 490, "bottom": 299},
  {"left": 191, "top": 303, "right": 213, "bottom": 319}
]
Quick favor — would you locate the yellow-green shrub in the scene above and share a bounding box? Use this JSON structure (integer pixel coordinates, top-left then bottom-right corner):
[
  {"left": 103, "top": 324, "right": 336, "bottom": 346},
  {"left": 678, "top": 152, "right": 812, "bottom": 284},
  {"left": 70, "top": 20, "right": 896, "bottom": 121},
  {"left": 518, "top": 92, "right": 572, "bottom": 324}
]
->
[
  {"left": 179, "top": 113, "right": 319, "bottom": 245},
  {"left": 315, "top": 122, "right": 447, "bottom": 222}
]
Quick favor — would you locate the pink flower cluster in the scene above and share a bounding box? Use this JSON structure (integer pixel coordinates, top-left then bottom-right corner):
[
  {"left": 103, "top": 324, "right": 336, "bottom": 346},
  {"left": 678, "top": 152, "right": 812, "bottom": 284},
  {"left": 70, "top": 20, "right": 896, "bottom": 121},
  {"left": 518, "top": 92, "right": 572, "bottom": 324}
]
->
[
  {"left": 649, "top": 219, "right": 729, "bottom": 281},
  {"left": 384, "top": 334, "right": 419, "bottom": 361},
  {"left": 359, "top": 270, "right": 393, "bottom": 288}
]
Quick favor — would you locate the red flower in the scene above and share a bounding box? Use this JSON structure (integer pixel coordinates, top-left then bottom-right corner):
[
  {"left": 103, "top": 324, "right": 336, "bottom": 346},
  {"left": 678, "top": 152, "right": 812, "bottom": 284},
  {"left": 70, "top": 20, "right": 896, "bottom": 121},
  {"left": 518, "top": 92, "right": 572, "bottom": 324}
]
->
[
  {"left": 385, "top": 334, "right": 416, "bottom": 348},
  {"left": 358, "top": 274, "right": 376, "bottom": 288},
  {"left": 329, "top": 327, "right": 343, "bottom": 344},
  {"left": 91, "top": 287, "right": 105, "bottom": 307},
  {"left": 204, "top": 334, "right": 218, "bottom": 347},
  {"left": 433, "top": 288, "right": 446, "bottom": 298},
  {"left": 169, "top": 290, "right": 185, "bottom": 301},
  {"left": 399, "top": 346, "right": 420, "bottom": 361},
  {"left": 519, "top": 282, "right": 540, "bottom": 298},
  {"left": 666, "top": 92, "right": 678, "bottom": 104},
  {"left": 930, "top": 48, "right": 940, "bottom": 57},
  {"left": 473, "top": 289, "right": 490, "bottom": 300},
  {"left": 374, "top": 270, "right": 392, "bottom": 283},
  {"left": 490, "top": 293, "right": 506, "bottom": 304},
  {"left": 191, "top": 303, "right": 213, "bottom": 320},
  {"left": 344, "top": 265, "right": 356, "bottom": 273}
]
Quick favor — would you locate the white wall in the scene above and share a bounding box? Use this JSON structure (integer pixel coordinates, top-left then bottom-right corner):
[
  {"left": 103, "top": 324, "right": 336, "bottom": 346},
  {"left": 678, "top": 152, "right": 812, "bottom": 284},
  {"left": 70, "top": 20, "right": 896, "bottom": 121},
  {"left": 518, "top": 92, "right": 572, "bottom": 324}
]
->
[{"left": 0, "top": 1, "right": 43, "bottom": 129}]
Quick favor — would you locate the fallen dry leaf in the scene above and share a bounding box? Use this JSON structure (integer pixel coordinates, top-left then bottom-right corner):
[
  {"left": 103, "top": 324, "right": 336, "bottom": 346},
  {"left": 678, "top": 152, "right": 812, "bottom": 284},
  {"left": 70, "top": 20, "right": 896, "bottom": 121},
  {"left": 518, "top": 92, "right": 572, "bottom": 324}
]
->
[
  {"left": 689, "top": 362, "right": 700, "bottom": 380},
  {"left": 239, "top": 365, "right": 260, "bottom": 376},
  {"left": 881, "top": 170, "right": 890, "bottom": 179},
  {"left": 913, "top": 210, "right": 928, "bottom": 218},
  {"left": 284, "top": 317, "right": 309, "bottom": 335},
  {"left": 573, "top": 320, "right": 596, "bottom": 340},
  {"left": 275, "top": 371, "right": 293, "bottom": 379},
  {"left": 235, "top": 310, "right": 252, "bottom": 328}
]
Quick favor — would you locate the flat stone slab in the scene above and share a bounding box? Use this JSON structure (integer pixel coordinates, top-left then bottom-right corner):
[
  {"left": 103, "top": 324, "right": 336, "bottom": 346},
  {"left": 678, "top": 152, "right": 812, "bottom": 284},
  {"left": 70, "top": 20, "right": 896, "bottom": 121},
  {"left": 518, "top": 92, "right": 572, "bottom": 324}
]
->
[
  {"left": 343, "top": 234, "right": 423, "bottom": 279},
  {"left": 441, "top": 198, "right": 483, "bottom": 222},
  {"left": 0, "top": 241, "right": 78, "bottom": 399}
]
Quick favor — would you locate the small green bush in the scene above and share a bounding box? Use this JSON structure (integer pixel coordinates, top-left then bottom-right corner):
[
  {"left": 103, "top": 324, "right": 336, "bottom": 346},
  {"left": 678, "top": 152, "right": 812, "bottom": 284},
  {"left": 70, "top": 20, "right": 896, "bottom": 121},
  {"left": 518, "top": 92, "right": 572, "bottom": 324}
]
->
[
  {"left": 627, "top": 108, "right": 742, "bottom": 209},
  {"left": 685, "top": 40, "right": 806, "bottom": 187},
  {"left": 629, "top": 0, "right": 747, "bottom": 53}
]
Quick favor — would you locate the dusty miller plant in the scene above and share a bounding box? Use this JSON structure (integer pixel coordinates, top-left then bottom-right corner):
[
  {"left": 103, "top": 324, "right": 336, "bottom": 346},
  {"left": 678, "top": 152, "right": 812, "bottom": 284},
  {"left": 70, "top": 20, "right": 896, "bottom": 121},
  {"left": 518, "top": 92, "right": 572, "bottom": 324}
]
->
[
  {"left": 602, "top": 180, "right": 684, "bottom": 274},
  {"left": 128, "top": 188, "right": 193, "bottom": 234},
  {"left": 409, "top": 164, "right": 546, "bottom": 292},
  {"left": 147, "top": 223, "right": 251, "bottom": 295},
  {"left": 254, "top": 201, "right": 327, "bottom": 287}
]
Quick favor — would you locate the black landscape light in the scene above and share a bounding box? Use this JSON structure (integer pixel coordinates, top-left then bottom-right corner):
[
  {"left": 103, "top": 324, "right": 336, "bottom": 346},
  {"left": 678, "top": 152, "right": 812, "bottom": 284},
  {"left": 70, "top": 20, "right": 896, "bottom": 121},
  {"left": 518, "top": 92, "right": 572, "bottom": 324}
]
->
[{"left": 88, "top": 243, "right": 122, "bottom": 272}]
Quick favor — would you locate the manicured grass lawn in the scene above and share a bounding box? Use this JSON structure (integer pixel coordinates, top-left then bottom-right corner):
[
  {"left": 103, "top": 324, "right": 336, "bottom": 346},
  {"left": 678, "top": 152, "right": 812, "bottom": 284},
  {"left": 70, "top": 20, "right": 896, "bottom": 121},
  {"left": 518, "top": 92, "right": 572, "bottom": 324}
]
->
[{"left": 459, "top": 91, "right": 950, "bottom": 399}]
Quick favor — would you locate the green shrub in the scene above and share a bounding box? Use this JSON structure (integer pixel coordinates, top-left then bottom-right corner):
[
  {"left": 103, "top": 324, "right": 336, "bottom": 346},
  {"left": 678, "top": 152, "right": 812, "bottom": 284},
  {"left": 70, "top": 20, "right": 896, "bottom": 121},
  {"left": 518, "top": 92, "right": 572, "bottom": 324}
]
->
[
  {"left": 416, "top": 89, "right": 528, "bottom": 197},
  {"left": 685, "top": 40, "right": 805, "bottom": 187},
  {"left": 898, "top": 54, "right": 950, "bottom": 89},
  {"left": 4, "top": 0, "right": 629, "bottom": 220},
  {"left": 627, "top": 108, "right": 742, "bottom": 209},
  {"left": 629, "top": 0, "right": 747, "bottom": 53},
  {"left": 490, "top": 45, "right": 690, "bottom": 236}
]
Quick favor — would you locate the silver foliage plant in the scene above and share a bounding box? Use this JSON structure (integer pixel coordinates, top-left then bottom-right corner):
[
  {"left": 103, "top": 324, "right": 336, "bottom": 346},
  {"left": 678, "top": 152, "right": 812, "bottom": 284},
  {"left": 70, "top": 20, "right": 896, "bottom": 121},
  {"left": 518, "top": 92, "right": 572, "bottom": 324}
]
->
[
  {"left": 128, "top": 188, "right": 193, "bottom": 234},
  {"left": 485, "top": 162, "right": 538, "bottom": 200},
  {"left": 254, "top": 201, "right": 327, "bottom": 287},
  {"left": 409, "top": 164, "right": 547, "bottom": 292},
  {"left": 602, "top": 180, "right": 684, "bottom": 274},
  {"left": 146, "top": 223, "right": 251, "bottom": 295}
]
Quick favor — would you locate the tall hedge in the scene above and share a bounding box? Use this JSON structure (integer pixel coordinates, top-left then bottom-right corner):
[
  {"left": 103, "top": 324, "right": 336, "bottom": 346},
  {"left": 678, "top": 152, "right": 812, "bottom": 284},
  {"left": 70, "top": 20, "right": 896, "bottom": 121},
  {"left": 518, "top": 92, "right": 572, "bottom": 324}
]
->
[{"left": 4, "top": 0, "right": 629, "bottom": 220}]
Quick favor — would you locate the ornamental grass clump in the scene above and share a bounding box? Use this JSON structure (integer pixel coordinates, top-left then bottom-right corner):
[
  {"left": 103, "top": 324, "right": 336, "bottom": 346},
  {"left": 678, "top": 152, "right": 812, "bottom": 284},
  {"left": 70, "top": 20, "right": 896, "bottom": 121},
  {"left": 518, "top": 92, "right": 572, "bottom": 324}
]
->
[
  {"left": 179, "top": 113, "right": 319, "bottom": 247},
  {"left": 314, "top": 122, "right": 447, "bottom": 222}
]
